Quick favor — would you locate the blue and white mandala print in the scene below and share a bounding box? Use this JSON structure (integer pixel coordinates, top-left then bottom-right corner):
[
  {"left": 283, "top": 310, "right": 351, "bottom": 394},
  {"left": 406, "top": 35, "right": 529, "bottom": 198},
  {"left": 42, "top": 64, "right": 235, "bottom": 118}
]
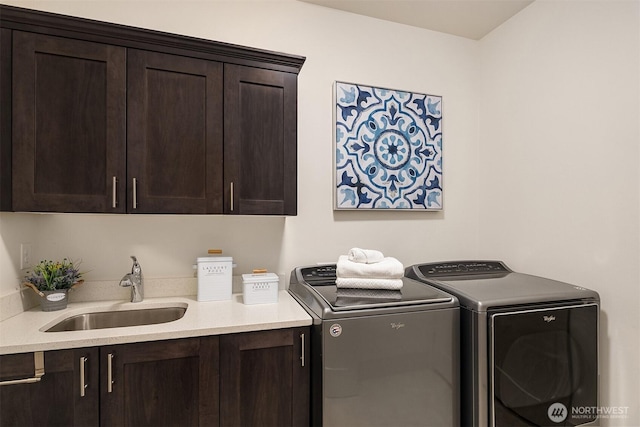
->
[{"left": 334, "top": 81, "right": 442, "bottom": 210}]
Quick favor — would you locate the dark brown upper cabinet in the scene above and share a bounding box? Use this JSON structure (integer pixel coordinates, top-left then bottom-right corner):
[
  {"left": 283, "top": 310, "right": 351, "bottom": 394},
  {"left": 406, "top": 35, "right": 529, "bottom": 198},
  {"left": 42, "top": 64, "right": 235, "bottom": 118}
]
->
[
  {"left": 1, "top": 28, "right": 12, "bottom": 212},
  {"left": 127, "top": 50, "right": 223, "bottom": 214},
  {"left": 224, "top": 65, "right": 298, "bottom": 215},
  {"left": 11, "top": 31, "right": 127, "bottom": 213},
  {"left": 0, "top": 5, "right": 304, "bottom": 215}
]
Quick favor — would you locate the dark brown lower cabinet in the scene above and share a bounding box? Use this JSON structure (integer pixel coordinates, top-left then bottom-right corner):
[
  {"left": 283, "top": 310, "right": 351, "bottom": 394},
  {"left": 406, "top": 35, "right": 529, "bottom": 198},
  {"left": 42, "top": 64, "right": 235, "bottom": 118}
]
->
[
  {"left": 220, "top": 327, "right": 310, "bottom": 427},
  {"left": 0, "top": 348, "right": 99, "bottom": 427},
  {"left": 100, "top": 337, "right": 219, "bottom": 427},
  {"left": 0, "top": 327, "right": 309, "bottom": 427}
]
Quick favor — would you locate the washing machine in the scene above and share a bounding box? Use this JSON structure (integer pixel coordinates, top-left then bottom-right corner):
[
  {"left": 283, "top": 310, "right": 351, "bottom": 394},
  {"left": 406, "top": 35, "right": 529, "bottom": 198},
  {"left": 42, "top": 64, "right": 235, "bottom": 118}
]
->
[
  {"left": 406, "top": 261, "right": 599, "bottom": 427},
  {"left": 289, "top": 264, "right": 460, "bottom": 427}
]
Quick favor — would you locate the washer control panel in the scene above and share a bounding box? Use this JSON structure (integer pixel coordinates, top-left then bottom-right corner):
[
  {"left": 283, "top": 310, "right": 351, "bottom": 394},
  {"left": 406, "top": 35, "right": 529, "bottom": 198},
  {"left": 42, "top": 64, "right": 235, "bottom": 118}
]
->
[
  {"left": 418, "top": 261, "right": 510, "bottom": 277},
  {"left": 300, "top": 264, "right": 337, "bottom": 284}
]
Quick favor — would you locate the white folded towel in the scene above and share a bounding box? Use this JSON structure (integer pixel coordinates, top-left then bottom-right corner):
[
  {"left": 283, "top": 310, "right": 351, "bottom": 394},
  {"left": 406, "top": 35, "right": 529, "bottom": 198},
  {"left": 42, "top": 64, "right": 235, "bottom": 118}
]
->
[
  {"left": 336, "top": 277, "right": 404, "bottom": 290},
  {"left": 348, "top": 247, "right": 385, "bottom": 264},
  {"left": 336, "top": 288, "right": 402, "bottom": 300},
  {"left": 336, "top": 255, "right": 404, "bottom": 279}
]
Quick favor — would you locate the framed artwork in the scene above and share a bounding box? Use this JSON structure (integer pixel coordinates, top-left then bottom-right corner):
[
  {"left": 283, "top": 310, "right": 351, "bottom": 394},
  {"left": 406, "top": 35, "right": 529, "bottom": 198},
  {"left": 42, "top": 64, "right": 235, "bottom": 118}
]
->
[{"left": 334, "top": 81, "right": 442, "bottom": 210}]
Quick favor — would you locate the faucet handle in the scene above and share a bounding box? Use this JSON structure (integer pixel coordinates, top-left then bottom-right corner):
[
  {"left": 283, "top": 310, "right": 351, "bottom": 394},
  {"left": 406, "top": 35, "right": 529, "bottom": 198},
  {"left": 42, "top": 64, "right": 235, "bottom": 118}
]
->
[
  {"left": 123, "top": 256, "right": 143, "bottom": 302},
  {"left": 130, "top": 256, "right": 141, "bottom": 274}
]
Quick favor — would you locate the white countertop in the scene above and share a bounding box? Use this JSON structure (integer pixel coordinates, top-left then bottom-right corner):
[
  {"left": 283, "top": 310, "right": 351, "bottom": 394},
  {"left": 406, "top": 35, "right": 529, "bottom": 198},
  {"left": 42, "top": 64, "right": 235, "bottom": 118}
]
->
[{"left": 0, "top": 291, "right": 312, "bottom": 355}]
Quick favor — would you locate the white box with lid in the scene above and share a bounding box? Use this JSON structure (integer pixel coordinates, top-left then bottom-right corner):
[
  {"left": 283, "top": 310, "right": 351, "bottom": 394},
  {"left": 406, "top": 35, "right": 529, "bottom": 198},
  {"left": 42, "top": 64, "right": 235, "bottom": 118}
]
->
[
  {"left": 242, "top": 272, "right": 279, "bottom": 305},
  {"left": 197, "top": 254, "right": 233, "bottom": 301}
]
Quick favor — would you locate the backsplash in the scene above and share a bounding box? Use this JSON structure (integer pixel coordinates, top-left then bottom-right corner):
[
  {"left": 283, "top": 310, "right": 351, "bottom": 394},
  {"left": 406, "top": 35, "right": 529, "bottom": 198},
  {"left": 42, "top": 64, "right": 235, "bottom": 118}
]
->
[{"left": 0, "top": 275, "right": 287, "bottom": 322}]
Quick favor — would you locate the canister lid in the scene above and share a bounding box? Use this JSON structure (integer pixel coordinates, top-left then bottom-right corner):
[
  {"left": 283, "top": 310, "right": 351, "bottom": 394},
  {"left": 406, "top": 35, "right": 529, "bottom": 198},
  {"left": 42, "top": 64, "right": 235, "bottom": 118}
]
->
[
  {"left": 242, "top": 272, "right": 279, "bottom": 283},
  {"left": 197, "top": 256, "right": 233, "bottom": 263}
]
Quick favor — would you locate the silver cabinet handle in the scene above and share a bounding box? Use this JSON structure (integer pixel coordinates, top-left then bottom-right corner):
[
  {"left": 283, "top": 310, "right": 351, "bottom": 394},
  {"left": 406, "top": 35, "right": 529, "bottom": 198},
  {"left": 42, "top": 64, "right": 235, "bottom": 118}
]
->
[
  {"left": 80, "top": 356, "right": 87, "bottom": 397},
  {"left": 132, "top": 178, "right": 138, "bottom": 210},
  {"left": 300, "top": 333, "right": 305, "bottom": 367},
  {"left": 112, "top": 176, "right": 118, "bottom": 208},
  {"left": 107, "top": 353, "right": 114, "bottom": 393},
  {"left": 230, "top": 182, "right": 234, "bottom": 212},
  {"left": 0, "top": 351, "right": 44, "bottom": 386}
]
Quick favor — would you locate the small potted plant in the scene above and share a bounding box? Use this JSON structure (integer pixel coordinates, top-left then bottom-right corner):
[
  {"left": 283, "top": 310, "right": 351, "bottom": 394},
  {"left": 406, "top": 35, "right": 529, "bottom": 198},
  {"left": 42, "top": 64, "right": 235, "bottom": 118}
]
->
[{"left": 23, "top": 259, "right": 84, "bottom": 311}]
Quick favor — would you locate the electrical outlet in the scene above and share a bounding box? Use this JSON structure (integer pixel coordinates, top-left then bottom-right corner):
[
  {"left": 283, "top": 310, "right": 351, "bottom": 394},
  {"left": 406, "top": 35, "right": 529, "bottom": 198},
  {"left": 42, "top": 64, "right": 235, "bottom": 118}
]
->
[{"left": 20, "top": 243, "right": 33, "bottom": 270}]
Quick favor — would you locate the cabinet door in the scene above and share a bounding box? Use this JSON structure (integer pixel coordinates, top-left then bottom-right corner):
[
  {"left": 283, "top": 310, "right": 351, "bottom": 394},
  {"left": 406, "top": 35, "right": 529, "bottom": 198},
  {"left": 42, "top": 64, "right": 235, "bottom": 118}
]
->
[
  {"left": 100, "top": 336, "right": 219, "bottom": 426},
  {"left": 11, "top": 31, "right": 126, "bottom": 213},
  {"left": 127, "top": 50, "right": 223, "bottom": 214},
  {"left": 224, "top": 65, "right": 298, "bottom": 215},
  {"left": 220, "top": 327, "right": 310, "bottom": 427},
  {"left": 0, "top": 348, "right": 99, "bottom": 427},
  {"left": 1, "top": 28, "right": 11, "bottom": 211}
]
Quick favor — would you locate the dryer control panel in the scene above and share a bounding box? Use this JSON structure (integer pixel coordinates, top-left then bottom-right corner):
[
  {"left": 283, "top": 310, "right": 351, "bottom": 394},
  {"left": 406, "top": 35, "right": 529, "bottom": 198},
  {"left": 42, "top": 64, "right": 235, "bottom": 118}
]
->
[{"left": 418, "top": 261, "right": 511, "bottom": 277}]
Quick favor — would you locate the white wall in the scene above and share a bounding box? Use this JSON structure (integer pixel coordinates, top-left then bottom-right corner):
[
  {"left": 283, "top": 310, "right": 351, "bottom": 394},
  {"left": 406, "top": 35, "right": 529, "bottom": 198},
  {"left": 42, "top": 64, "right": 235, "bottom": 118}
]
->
[
  {"left": 0, "top": 0, "right": 480, "bottom": 292},
  {"left": 0, "top": 0, "right": 638, "bottom": 425},
  {"left": 478, "top": 1, "right": 640, "bottom": 425}
]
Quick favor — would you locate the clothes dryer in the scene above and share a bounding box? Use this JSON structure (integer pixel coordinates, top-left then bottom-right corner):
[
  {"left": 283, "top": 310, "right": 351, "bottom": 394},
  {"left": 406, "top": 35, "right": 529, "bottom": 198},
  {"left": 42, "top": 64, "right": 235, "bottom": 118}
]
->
[{"left": 406, "top": 261, "right": 599, "bottom": 427}]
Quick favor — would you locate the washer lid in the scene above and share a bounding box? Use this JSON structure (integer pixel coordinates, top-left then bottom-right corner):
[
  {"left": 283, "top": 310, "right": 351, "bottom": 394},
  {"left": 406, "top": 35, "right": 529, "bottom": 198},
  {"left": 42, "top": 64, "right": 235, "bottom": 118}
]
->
[{"left": 297, "top": 265, "right": 453, "bottom": 312}]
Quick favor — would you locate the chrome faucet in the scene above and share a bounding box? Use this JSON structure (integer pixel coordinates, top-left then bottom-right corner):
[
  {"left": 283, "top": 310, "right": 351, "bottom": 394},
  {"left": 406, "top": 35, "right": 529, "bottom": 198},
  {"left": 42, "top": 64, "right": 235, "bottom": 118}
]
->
[{"left": 119, "top": 256, "right": 143, "bottom": 302}]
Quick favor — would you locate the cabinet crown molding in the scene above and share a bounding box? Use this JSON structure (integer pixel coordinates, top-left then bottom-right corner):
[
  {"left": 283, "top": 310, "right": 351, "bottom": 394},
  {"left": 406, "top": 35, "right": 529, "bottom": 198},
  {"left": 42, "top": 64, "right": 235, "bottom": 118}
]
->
[{"left": 0, "top": 4, "right": 306, "bottom": 73}]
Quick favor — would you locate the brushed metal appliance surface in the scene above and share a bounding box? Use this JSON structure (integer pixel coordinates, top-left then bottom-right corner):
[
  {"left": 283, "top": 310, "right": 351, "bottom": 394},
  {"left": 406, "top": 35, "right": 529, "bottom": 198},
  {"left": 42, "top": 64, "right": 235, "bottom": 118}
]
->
[{"left": 289, "top": 264, "right": 460, "bottom": 427}]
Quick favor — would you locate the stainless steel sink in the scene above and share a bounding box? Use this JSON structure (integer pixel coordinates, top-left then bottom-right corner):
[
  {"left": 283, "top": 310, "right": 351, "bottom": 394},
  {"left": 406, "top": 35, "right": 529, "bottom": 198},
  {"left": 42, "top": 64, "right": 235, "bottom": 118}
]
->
[{"left": 45, "top": 306, "right": 187, "bottom": 332}]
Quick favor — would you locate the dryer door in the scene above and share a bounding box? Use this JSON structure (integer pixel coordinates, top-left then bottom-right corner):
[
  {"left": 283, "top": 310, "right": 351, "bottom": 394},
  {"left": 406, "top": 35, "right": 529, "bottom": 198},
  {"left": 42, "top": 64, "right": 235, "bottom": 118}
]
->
[{"left": 489, "top": 303, "right": 598, "bottom": 426}]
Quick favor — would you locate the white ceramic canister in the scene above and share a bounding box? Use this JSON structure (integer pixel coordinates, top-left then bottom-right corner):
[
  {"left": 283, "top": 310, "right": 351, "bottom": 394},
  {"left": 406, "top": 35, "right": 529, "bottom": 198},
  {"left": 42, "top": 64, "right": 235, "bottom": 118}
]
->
[
  {"left": 242, "top": 270, "right": 279, "bottom": 305},
  {"left": 196, "top": 250, "right": 233, "bottom": 301}
]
